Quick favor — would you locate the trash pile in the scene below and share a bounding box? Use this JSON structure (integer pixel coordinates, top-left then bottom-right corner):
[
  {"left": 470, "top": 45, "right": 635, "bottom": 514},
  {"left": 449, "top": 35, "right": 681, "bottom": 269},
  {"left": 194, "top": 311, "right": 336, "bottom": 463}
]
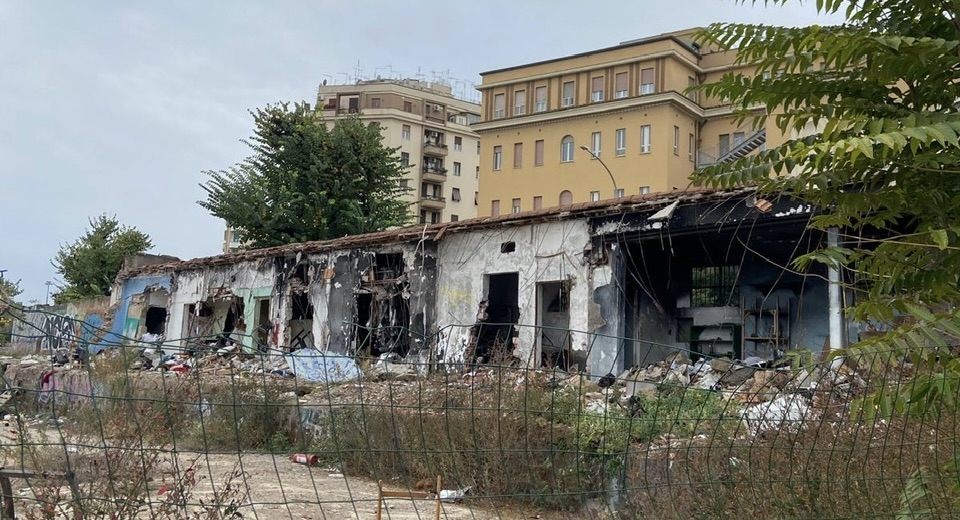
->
[{"left": 577, "top": 352, "right": 871, "bottom": 435}]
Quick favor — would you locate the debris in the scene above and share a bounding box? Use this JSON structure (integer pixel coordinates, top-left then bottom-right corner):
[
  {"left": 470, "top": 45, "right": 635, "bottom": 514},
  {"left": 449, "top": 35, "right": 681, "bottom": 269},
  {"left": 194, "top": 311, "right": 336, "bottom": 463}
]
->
[
  {"left": 742, "top": 394, "right": 811, "bottom": 435},
  {"left": 439, "top": 486, "right": 471, "bottom": 502},
  {"left": 290, "top": 454, "right": 319, "bottom": 466},
  {"left": 284, "top": 349, "right": 361, "bottom": 383}
]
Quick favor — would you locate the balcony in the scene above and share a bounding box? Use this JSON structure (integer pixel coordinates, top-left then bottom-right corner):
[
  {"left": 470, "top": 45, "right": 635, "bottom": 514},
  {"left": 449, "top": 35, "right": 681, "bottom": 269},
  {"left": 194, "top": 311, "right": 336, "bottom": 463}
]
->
[
  {"left": 421, "top": 165, "right": 448, "bottom": 183},
  {"left": 423, "top": 140, "right": 448, "bottom": 157},
  {"left": 419, "top": 194, "right": 446, "bottom": 210}
]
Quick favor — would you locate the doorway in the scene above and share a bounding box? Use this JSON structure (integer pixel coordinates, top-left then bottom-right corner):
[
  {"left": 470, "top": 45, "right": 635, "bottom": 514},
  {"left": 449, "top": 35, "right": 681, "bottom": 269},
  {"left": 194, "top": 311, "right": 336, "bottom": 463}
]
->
[
  {"left": 537, "top": 281, "right": 571, "bottom": 369},
  {"left": 474, "top": 273, "right": 520, "bottom": 363}
]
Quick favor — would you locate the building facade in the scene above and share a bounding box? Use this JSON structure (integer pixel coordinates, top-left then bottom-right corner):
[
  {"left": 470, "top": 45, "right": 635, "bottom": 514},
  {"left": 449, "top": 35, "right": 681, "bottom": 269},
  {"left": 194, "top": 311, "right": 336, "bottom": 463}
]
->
[
  {"left": 473, "top": 28, "right": 784, "bottom": 216},
  {"left": 317, "top": 79, "right": 482, "bottom": 226},
  {"left": 113, "top": 189, "right": 856, "bottom": 378}
]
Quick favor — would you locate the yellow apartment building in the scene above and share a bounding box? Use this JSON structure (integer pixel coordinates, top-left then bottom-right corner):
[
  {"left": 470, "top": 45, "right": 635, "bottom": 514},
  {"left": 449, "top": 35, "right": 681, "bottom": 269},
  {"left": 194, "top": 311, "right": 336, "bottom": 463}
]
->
[
  {"left": 317, "top": 79, "right": 482, "bottom": 225},
  {"left": 474, "top": 28, "right": 783, "bottom": 216}
]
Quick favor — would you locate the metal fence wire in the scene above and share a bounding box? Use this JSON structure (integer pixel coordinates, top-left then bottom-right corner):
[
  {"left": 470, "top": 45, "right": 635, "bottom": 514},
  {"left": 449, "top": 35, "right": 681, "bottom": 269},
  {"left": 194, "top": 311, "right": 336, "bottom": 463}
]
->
[{"left": 0, "top": 303, "right": 959, "bottom": 519}]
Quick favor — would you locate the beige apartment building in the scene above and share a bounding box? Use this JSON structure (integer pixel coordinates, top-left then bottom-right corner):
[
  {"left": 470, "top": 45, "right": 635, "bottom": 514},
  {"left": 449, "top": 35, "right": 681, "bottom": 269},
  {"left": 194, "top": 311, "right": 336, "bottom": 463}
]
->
[
  {"left": 317, "top": 79, "right": 482, "bottom": 225},
  {"left": 223, "top": 79, "right": 482, "bottom": 253},
  {"left": 474, "top": 28, "right": 783, "bottom": 216}
]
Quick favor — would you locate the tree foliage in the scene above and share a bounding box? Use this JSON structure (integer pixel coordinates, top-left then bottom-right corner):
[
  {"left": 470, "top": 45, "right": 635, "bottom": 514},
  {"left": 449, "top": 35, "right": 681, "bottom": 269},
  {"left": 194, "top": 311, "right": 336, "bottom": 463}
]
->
[
  {"left": 198, "top": 102, "right": 412, "bottom": 249},
  {"left": 694, "top": 2, "right": 960, "bottom": 512},
  {"left": 53, "top": 215, "right": 152, "bottom": 304},
  {"left": 694, "top": 0, "right": 960, "bottom": 317},
  {"left": 0, "top": 277, "right": 22, "bottom": 346}
]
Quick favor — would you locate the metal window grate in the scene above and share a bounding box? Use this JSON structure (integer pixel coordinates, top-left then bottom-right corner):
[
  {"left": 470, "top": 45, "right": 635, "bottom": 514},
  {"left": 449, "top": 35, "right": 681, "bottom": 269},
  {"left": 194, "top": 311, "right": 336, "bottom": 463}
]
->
[{"left": 691, "top": 265, "right": 740, "bottom": 307}]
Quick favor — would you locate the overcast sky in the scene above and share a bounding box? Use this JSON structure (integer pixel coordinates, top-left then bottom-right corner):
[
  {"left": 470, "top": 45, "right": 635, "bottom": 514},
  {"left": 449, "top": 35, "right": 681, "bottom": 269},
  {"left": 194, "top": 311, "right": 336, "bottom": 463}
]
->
[{"left": 0, "top": 1, "right": 843, "bottom": 303}]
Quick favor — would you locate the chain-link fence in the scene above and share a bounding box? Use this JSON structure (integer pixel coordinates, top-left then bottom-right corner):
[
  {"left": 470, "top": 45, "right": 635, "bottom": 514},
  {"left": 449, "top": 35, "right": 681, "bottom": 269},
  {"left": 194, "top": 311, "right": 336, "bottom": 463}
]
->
[{"left": 0, "top": 302, "right": 957, "bottom": 519}]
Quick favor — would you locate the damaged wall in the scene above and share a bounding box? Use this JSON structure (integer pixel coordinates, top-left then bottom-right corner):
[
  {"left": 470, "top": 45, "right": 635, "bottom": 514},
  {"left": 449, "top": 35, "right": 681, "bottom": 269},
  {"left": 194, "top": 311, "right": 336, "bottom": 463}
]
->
[
  {"left": 10, "top": 297, "right": 112, "bottom": 354},
  {"left": 434, "top": 220, "right": 596, "bottom": 369}
]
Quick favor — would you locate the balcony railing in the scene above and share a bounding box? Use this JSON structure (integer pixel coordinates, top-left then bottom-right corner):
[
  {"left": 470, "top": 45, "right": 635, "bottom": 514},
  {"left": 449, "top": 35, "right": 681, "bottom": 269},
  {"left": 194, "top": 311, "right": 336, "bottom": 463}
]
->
[
  {"left": 423, "top": 140, "right": 449, "bottom": 157},
  {"left": 422, "top": 166, "right": 447, "bottom": 175}
]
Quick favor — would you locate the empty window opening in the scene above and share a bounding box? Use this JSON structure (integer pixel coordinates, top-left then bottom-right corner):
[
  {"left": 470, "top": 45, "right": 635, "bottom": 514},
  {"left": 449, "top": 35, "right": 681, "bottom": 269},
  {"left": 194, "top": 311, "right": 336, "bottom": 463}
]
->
[
  {"left": 500, "top": 241, "right": 516, "bottom": 253},
  {"left": 374, "top": 253, "right": 405, "bottom": 282},
  {"left": 144, "top": 307, "right": 167, "bottom": 335},
  {"left": 289, "top": 292, "right": 314, "bottom": 351},
  {"left": 293, "top": 263, "right": 310, "bottom": 284}
]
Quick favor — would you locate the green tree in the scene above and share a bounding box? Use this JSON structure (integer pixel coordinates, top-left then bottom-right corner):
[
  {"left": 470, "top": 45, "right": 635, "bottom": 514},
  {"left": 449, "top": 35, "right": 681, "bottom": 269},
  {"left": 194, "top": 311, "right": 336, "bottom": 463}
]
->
[
  {"left": 52, "top": 215, "right": 152, "bottom": 304},
  {"left": 0, "top": 277, "right": 22, "bottom": 346},
  {"left": 198, "top": 102, "right": 411, "bottom": 248},
  {"left": 693, "top": 2, "right": 960, "bottom": 513}
]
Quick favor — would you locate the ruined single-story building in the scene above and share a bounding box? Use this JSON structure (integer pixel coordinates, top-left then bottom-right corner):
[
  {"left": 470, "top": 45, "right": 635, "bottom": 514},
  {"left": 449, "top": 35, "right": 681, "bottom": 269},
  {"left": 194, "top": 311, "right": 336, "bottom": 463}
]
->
[{"left": 109, "top": 188, "right": 857, "bottom": 377}]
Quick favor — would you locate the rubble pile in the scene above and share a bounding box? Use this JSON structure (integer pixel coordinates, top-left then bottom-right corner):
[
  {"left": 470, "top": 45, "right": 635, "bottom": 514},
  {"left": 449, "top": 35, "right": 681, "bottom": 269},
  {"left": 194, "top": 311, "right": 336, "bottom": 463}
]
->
[{"left": 598, "top": 352, "right": 871, "bottom": 435}]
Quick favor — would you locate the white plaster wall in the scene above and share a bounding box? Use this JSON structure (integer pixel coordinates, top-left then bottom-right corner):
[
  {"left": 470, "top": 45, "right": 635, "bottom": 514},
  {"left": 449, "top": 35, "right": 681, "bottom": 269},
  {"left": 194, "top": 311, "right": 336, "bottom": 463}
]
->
[
  {"left": 165, "top": 264, "right": 277, "bottom": 353},
  {"left": 435, "top": 220, "right": 593, "bottom": 366}
]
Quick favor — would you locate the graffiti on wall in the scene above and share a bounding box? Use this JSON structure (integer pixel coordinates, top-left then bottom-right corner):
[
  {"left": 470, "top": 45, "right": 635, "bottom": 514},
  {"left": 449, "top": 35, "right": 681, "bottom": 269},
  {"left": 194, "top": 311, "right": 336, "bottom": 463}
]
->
[
  {"left": 37, "top": 313, "right": 105, "bottom": 351},
  {"left": 10, "top": 301, "right": 110, "bottom": 352}
]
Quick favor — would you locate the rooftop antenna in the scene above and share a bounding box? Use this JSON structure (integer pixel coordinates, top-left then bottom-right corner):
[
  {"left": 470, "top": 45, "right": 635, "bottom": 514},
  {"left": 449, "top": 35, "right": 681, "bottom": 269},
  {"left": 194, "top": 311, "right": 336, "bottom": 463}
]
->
[
  {"left": 354, "top": 60, "right": 363, "bottom": 83},
  {"left": 337, "top": 72, "right": 349, "bottom": 84}
]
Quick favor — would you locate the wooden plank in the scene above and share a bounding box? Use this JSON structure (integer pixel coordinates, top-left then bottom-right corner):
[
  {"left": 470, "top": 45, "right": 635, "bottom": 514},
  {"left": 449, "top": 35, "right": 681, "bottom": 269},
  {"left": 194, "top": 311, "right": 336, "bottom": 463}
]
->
[{"left": 380, "top": 490, "right": 431, "bottom": 500}]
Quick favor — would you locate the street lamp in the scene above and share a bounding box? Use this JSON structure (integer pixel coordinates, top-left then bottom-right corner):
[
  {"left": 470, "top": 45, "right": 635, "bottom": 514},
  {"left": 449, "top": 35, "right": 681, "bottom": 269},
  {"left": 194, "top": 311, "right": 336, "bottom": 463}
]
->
[
  {"left": 579, "top": 146, "right": 620, "bottom": 198},
  {"left": 44, "top": 281, "right": 53, "bottom": 305}
]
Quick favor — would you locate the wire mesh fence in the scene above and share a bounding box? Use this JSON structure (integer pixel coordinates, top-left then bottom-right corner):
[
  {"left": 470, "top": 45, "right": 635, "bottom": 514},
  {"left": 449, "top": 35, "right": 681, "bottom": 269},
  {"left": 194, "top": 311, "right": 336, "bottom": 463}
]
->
[{"left": 0, "top": 302, "right": 958, "bottom": 519}]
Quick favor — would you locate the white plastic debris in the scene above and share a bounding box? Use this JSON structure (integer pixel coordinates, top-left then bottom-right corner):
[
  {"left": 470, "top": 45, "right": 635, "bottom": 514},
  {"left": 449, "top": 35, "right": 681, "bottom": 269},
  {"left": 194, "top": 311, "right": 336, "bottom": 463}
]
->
[
  {"left": 741, "top": 394, "right": 811, "bottom": 435},
  {"left": 439, "top": 486, "right": 471, "bottom": 502}
]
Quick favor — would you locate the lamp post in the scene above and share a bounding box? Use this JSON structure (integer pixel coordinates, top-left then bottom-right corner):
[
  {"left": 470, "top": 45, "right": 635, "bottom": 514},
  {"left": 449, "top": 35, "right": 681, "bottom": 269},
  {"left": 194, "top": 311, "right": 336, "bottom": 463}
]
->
[
  {"left": 44, "top": 281, "right": 53, "bottom": 305},
  {"left": 579, "top": 146, "right": 619, "bottom": 198}
]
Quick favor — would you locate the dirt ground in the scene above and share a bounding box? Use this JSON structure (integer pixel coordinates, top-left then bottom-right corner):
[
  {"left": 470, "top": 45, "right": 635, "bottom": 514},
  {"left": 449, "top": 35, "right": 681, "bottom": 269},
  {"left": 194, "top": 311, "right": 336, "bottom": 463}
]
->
[{"left": 191, "top": 450, "right": 554, "bottom": 520}]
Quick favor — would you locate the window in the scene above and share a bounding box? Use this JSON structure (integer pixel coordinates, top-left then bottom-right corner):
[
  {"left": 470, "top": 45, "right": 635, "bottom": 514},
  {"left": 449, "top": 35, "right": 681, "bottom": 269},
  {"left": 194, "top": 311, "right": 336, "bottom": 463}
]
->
[
  {"left": 533, "top": 196, "right": 543, "bottom": 210},
  {"left": 615, "top": 72, "right": 628, "bottom": 99},
  {"left": 453, "top": 162, "right": 462, "bottom": 176},
  {"left": 512, "top": 198, "right": 521, "bottom": 213},
  {"left": 493, "top": 93, "right": 505, "bottom": 119},
  {"left": 534, "top": 139, "right": 544, "bottom": 166},
  {"left": 673, "top": 126, "right": 680, "bottom": 155},
  {"left": 454, "top": 136, "right": 462, "bottom": 151},
  {"left": 514, "top": 90, "right": 526, "bottom": 115},
  {"left": 401, "top": 125, "right": 411, "bottom": 140},
  {"left": 640, "top": 125, "right": 652, "bottom": 153},
  {"left": 560, "top": 135, "right": 575, "bottom": 162},
  {"left": 562, "top": 81, "right": 575, "bottom": 107},
  {"left": 491, "top": 199, "right": 500, "bottom": 216},
  {"left": 615, "top": 128, "right": 626, "bottom": 156},
  {"left": 403, "top": 100, "right": 413, "bottom": 112},
  {"left": 615, "top": 188, "right": 624, "bottom": 198},
  {"left": 559, "top": 190, "right": 573, "bottom": 206},
  {"left": 689, "top": 133, "right": 695, "bottom": 161},
  {"left": 591, "top": 131, "right": 601, "bottom": 156},
  {"left": 475, "top": 191, "right": 478, "bottom": 205},
  {"left": 640, "top": 186, "right": 650, "bottom": 195},
  {"left": 535, "top": 86, "right": 547, "bottom": 112},
  {"left": 691, "top": 266, "right": 740, "bottom": 307},
  {"left": 591, "top": 76, "right": 604, "bottom": 102},
  {"left": 475, "top": 166, "right": 479, "bottom": 179},
  {"left": 640, "top": 67, "right": 655, "bottom": 94},
  {"left": 687, "top": 76, "right": 698, "bottom": 101},
  {"left": 734, "top": 131, "right": 745, "bottom": 147},
  {"left": 371, "top": 97, "right": 382, "bottom": 108},
  {"left": 452, "top": 188, "right": 461, "bottom": 202},
  {"left": 451, "top": 214, "right": 459, "bottom": 222},
  {"left": 400, "top": 179, "right": 409, "bottom": 188},
  {"left": 719, "top": 134, "right": 730, "bottom": 157},
  {"left": 477, "top": 141, "right": 481, "bottom": 154},
  {"left": 590, "top": 191, "right": 601, "bottom": 201},
  {"left": 513, "top": 142, "right": 523, "bottom": 168},
  {"left": 493, "top": 145, "right": 502, "bottom": 170},
  {"left": 400, "top": 152, "right": 410, "bottom": 167}
]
